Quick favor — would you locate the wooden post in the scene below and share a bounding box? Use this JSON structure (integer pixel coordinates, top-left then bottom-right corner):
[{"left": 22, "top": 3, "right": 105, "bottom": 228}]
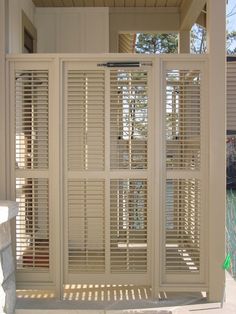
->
[{"left": 207, "top": 0, "right": 226, "bottom": 302}]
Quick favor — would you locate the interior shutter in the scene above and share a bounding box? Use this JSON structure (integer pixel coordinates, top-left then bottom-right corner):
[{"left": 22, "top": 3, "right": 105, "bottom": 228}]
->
[
  {"left": 15, "top": 69, "right": 50, "bottom": 278},
  {"left": 110, "top": 179, "right": 148, "bottom": 273},
  {"left": 164, "top": 66, "right": 205, "bottom": 283},
  {"left": 110, "top": 68, "right": 149, "bottom": 276},
  {"left": 110, "top": 70, "right": 148, "bottom": 170},
  {"left": 65, "top": 67, "right": 106, "bottom": 281},
  {"left": 67, "top": 70, "right": 105, "bottom": 171}
]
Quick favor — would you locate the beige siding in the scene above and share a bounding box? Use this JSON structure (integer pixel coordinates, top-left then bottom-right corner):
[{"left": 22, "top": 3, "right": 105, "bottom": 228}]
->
[{"left": 227, "top": 59, "right": 236, "bottom": 131}]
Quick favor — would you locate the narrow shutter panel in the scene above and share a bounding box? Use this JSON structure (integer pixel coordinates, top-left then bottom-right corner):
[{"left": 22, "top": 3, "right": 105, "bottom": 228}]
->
[
  {"left": 67, "top": 179, "right": 105, "bottom": 273},
  {"left": 164, "top": 67, "right": 203, "bottom": 281},
  {"left": 110, "top": 179, "right": 148, "bottom": 273},
  {"left": 67, "top": 70, "right": 105, "bottom": 171},
  {"left": 165, "top": 179, "right": 200, "bottom": 273},
  {"left": 166, "top": 70, "right": 201, "bottom": 170},
  {"left": 16, "top": 178, "right": 49, "bottom": 269},
  {"left": 110, "top": 70, "right": 148, "bottom": 170},
  {"left": 15, "top": 70, "right": 49, "bottom": 169},
  {"left": 227, "top": 61, "right": 236, "bottom": 131},
  {"left": 15, "top": 70, "right": 50, "bottom": 272}
]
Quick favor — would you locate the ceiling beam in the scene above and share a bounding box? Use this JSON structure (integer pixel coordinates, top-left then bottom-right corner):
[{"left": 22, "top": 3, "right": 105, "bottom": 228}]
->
[{"left": 180, "top": 0, "right": 206, "bottom": 30}]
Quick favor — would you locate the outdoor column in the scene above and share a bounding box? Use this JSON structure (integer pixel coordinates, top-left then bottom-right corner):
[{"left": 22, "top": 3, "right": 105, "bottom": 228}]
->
[
  {"left": 179, "top": 30, "right": 190, "bottom": 53},
  {"left": 207, "top": 0, "right": 226, "bottom": 302},
  {"left": 0, "top": 0, "right": 6, "bottom": 199},
  {"left": 0, "top": 201, "right": 18, "bottom": 314}
]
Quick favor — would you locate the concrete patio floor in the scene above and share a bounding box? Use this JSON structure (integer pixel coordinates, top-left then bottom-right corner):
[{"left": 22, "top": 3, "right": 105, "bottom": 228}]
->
[{"left": 15, "top": 272, "right": 236, "bottom": 314}]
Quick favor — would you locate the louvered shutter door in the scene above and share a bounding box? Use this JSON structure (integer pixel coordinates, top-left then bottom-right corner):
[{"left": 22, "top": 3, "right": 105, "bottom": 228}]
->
[
  {"left": 110, "top": 179, "right": 148, "bottom": 273},
  {"left": 65, "top": 64, "right": 106, "bottom": 282},
  {"left": 110, "top": 70, "right": 148, "bottom": 170},
  {"left": 14, "top": 67, "right": 51, "bottom": 282},
  {"left": 64, "top": 63, "right": 150, "bottom": 284},
  {"left": 110, "top": 69, "right": 149, "bottom": 280},
  {"left": 163, "top": 64, "right": 206, "bottom": 284},
  {"left": 227, "top": 60, "right": 236, "bottom": 131}
]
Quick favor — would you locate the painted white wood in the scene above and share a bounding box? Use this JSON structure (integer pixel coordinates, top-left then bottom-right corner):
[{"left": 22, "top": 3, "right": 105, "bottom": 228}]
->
[
  {"left": 0, "top": 0, "right": 6, "bottom": 199},
  {"left": 83, "top": 9, "right": 109, "bottom": 53},
  {"left": 34, "top": 12, "right": 57, "bottom": 53},
  {"left": 180, "top": 0, "right": 206, "bottom": 31},
  {"left": 207, "top": 0, "right": 226, "bottom": 302},
  {"left": 178, "top": 31, "right": 190, "bottom": 53},
  {"left": 7, "top": 54, "right": 211, "bottom": 296},
  {"left": 161, "top": 60, "right": 208, "bottom": 287},
  {"left": 35, "top": 8, "right": 109, "bottom": 53},
  {"left": 8, "top": 0, "right": 35, "bottom": 53},
  {"left": 9, "top": 60, "right": 59, "bottom": 292}
]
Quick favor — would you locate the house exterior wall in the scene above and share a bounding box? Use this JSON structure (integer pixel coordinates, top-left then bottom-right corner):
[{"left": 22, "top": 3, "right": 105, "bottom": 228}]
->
[
  {"left": 109, "top": 8, "right": 180, "bottom": 52},
  {"left": 35, "top": 8, "right": 109, "bottom": 53},
  {"left": 8, "top": 0, "right": 35, "bottom": 53},
  {"left": 227, "top": 57, "right": 236, "bottom": 131}
]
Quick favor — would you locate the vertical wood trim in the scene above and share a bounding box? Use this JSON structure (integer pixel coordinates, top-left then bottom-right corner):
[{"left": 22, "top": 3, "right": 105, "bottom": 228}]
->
[
  {"left": 152, "top": 58, "right": 161, "bottom": 298},
  {"left": 0, "top": 0, "right": 6, "bottom": 199},
  {"left": 207, "top": 0, "right": 226, "bottom": 302},
  {"left": 178, "top": 31, "right": 190, "bottom": 54},
  {"left": 105, "top": 68, "right": 111, "bottom": 278},
  {"left": 50, "top": 56, "right": 61, "bottom": 297}
]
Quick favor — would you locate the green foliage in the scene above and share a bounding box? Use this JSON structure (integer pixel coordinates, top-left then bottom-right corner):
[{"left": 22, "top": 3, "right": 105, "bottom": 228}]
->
[
  {"left": 135, "top": 33, "right": 178, "bottom": 54},
  {"left": 190, "top": 24, "right": 207, "bottom": 54},
  {"left": 227, "top": 30, "right": 236, "bottom": 54}
]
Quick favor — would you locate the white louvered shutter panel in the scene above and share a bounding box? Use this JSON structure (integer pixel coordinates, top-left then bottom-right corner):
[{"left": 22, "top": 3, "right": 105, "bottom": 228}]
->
[
  {"left": 67, "top": 70, "right": 105, "bottom": 171},
  {"left": 166, "top": 70, "right": 201, "bottom": 170},
  {"left": 68, "top": 179, "right": 105, "bottom": 273},
  {"left": 163, "top": 66, "right": 205, "bottom": 284},
  {"left": 65, "top": 66, "right": 106, "bottom": 280},
  {"left": 15, "top": 69, "right": 50, "bottom": 278},
  {"left": 110, "top": 179, "right": 148, "bottom": 273},
  {"left": 227, "top": 60, "right": 236, "bottom": 131},
  {"left": 110, "top": 70, "right": 148, "bottom": 169},
  {"left": 110, "top": 68, "right": 149, "bottom": 279}
]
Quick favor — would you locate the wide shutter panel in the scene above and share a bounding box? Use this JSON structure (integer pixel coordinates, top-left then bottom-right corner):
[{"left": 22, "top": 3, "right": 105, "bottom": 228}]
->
[
  {"left": 164, "top": 66, "right": 204, "bottom": 283},
  {"left": 227, "top": 60, "right": 236, "bottom": 131},
  {"left": 110, "top": 179, "right": 148, "bottom": 273},
  {"left": 110, "top": 70, "right": 148, "bottom": 170},
  {"left": 68, "top": 179, "right": 105, "bottom": 273},
  {"left": 15, "top": 69, "right": 50, "bottom": 275},
  {"left": 67, "top": 70, "right": 105, "bottom": 171}
]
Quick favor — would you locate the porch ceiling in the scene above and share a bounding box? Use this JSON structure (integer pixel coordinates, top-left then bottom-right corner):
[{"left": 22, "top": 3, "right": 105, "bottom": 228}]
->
[{"left": 32, "top": 0, "right": 184, "bottom": 8}]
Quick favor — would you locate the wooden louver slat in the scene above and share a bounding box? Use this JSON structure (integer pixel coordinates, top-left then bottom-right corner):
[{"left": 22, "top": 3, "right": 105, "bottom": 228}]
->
[
  {"left": 166, "top": 70, "right": 201, "bottom": 170},
  {"left": 110, "top": 70, "right": 148, "bottom": 170},
  {"left": 15, "top": 70, "right": 49, "bottom": 170},
  {"left": 67, "top": 70, "right": 105, "bottom": 171},
  {"left": 16, "top": 178, "right": 50, "bottom": 270},
  {"left": 68, "top": 179, "right": 105, "bottom": 273},
  {"left": 110, "top": 179, "right": 148, "bottom": 273}
]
